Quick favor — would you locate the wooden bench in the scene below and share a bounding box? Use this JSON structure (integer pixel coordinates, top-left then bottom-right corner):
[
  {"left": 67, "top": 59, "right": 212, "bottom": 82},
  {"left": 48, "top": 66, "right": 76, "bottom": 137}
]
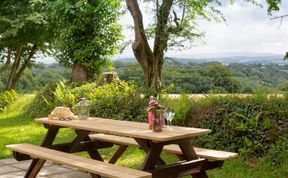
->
[
  {"left": 90, "top": 134, "right": 238, "bottom": 161},
  {"left": 6, "top": 143, "right": 152, "bottom": 178}
]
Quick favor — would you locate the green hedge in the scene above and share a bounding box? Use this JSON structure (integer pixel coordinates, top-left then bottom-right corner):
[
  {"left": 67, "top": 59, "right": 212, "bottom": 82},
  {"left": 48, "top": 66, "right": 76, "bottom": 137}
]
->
[
  {"left": 185, "top": 94, "right": 288, "bottom": 158},
  {"left": 0, "top": 90, "right": 17, "bottom": 111}
]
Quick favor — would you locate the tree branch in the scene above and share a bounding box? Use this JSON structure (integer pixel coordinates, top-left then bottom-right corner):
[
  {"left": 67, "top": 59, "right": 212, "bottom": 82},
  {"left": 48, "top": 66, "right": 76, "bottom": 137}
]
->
[
  {"left": 0, "top": 48, "right": 11, "bottom": 75},
  {"left": 12, "top": 44, "right": 38, "bottom": 87},
  {"left": 271, "top": 14, "right": 288, "bottom": 29},
  {"left": 6, "top": 44, "right": 23, "bottom": 90},
  {"left": 271, "top": 14, "right": 288, "bottom": 20},
  {"left": 125, "top": 0, "right": 153, "bottom": 71},
  {"left": 180, "top": 0, "right": 186, "bottom": 26},
  {"left": 153, "top": 0, "right": 174, "bottom": 57}
]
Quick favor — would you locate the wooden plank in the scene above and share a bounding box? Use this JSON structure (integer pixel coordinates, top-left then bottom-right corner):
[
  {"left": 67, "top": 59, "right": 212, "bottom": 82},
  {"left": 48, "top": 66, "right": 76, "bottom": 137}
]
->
[
  {"left": 7, "top": 144, "right": 151, "bottom": 178},
  {"left": 90, "top": 134, "right": 238, "bottom": 161},
  {"left": 164, "top": 145, "right": 238, "bottom": 161},
  {"left": 91, "top": 134, "right": 139, "bottom": 146},
  {"left": 35, "top": 118, "right": 210, "bottom": 142}
]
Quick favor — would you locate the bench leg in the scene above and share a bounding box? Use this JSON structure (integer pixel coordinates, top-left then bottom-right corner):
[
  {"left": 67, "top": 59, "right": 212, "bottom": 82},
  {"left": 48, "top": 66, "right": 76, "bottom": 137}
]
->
[
  {"left": 109, "top": 145, "right": 128, "bottom": 164},
  {"left": 24, "top": 126, "right": 60, "bottom": 177},
  {"left": 25, "top": 159, "right": 46, "bottom": 178}
]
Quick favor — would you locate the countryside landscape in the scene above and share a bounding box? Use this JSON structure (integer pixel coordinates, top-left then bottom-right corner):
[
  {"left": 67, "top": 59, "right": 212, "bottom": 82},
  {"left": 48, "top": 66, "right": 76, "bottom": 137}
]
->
[{"left": 0, "top": 0, "right": 288, "bottom": 177}]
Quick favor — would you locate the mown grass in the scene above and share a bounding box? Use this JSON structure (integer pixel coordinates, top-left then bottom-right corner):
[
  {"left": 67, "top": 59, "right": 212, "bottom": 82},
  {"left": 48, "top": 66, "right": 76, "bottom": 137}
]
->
[{"left": 0, "top": 94, "right": 288, "bottom": 178}]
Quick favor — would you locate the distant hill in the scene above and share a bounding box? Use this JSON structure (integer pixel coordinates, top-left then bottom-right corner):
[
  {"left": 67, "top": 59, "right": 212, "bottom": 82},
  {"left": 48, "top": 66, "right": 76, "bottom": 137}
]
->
[{"left": 113, "top": 54, "right": 287, "bottom": 65}]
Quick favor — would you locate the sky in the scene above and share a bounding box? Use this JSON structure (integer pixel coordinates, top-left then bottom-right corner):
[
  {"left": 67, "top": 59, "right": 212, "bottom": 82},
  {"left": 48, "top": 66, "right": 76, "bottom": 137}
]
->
[{"left": 115, "top": 1, "right": 288, "bottom": 59}]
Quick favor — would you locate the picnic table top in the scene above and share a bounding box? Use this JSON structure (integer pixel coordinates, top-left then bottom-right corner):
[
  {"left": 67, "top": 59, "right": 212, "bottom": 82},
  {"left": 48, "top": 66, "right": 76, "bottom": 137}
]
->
[{"left": 36, "top": 117, "right": 210, "bottom": 142}]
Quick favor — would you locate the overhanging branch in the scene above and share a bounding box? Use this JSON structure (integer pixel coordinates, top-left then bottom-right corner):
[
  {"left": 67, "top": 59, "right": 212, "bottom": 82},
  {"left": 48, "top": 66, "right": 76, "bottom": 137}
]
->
[{"left": 271, "top": 14, "right": 288, "bottom": 29}]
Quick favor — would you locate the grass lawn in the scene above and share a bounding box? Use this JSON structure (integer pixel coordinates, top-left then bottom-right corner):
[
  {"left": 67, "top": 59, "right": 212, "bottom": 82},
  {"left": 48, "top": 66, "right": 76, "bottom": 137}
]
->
[{"left": 0, "top": 94, "right": 287, "bottom": 178}]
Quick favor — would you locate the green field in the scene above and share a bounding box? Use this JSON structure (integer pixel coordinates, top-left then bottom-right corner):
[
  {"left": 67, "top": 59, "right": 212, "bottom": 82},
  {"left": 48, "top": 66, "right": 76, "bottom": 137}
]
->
[{"left": 1, "top": 95, "right": 287, "bottom": 178}]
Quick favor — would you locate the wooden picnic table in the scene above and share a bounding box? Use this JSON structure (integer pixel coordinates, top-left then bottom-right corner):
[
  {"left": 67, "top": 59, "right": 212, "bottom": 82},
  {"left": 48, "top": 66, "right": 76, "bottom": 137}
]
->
[{"left": 14, "top": 117, "right": 218, "bottom": 178}]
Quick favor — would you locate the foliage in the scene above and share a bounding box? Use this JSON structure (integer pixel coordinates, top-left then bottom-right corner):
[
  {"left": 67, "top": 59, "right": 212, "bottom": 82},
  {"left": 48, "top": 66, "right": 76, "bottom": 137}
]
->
[
  {"left": 27, "top": 81, "right": 58, "bottom": 117},
  {"left": 160, "top": 94, "right": 192, "bottom": 125},
  {"left": 266, "top": 0, "right": 282, "bottom": 14},
  {"left": 0, "top": 90, "right": 17, "bottom": 111},
  {"left": 143, "top": 0, "right": 222, "bottom": 50},
  {"left": 34, "top": 0, "right": 123, "bottom": 79},
  {"left": 0, "top": 63, "right": 69, "bottom": 92},
  {"left": 185, "top": 94, "right": 288, "bottom": 158},
  {"left": 0, "top": 0, "right": 53, "bottom": 89},
  {"left": 263, "top": 138, "right": 288, "bottom": 166},
  {"left": 278, "top": 81, "right": 288, "bottom": 91},
  {"left": 28, "top": 80, "right": 148, "bottom": 122}
]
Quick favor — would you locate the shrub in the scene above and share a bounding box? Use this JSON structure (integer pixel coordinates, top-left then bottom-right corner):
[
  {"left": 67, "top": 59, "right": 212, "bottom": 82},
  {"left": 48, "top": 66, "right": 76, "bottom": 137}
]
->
[
  {"left": 159, "top": 94, "right": 191, "bottom": 126},
  {"left": 263, "top": 138, "right": 288, "bottom": 166},
  {"left": 28, "top": 80, "right": 148, "bottom": 122},
  {"left": 185, "top": 94, "right": 288, "bottom": 158},
  {"left": 27, "top": 81, "right": 58, "bottom": 117},
  {"left": 0, "top": 90, "right": 17, "bottom": 111}
]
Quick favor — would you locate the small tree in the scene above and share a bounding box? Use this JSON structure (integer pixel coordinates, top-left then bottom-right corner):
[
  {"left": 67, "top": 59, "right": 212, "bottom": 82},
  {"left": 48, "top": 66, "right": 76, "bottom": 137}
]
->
[{"left": 40, "top": 0, "right": 123, "bottom": 82}]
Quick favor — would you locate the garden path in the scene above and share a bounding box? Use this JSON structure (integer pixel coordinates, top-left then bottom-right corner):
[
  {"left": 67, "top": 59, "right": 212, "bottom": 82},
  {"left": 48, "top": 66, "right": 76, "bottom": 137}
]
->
[{"left": 0, "top": 158, "right": 89, "bottom": 178}]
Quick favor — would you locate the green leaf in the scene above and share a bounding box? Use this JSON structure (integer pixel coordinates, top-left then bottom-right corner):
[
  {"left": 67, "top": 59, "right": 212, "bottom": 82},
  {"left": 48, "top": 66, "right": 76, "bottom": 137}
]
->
[
  {"left": 264, "top": 117, "right": 272, "bottom": 129},
  {"left": 244, "top": 137, "right": 252, "bottom": 147}
]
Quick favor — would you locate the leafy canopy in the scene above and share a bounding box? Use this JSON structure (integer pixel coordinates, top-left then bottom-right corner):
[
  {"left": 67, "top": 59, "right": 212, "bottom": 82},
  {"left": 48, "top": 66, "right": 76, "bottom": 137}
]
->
[{"left": 33, "top": 0, "right": 123, "bottom": 76}]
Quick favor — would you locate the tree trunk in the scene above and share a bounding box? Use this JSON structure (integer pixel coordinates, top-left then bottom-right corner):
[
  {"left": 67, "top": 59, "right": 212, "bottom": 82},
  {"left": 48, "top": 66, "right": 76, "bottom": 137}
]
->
[
  {"left": 0, "top": 48, "right": 11, "bottom": 76},
  {"left": 71, "top": 62, "right": 88, "bottom": 82},
  {"left": 6, "top": 44, "right": 23, "bottom": 90},
  {"left": 125, "top": 0, "right": 173, "bottom": 91},
  {"left": 10, "top": 44, "right": 38, "bottom": 89}
]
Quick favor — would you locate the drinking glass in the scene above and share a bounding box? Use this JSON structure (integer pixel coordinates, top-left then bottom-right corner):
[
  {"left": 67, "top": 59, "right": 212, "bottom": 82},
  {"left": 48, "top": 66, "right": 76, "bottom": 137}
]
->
[{"left": 164, "top": 108, "right": 175, "bottom": 130}]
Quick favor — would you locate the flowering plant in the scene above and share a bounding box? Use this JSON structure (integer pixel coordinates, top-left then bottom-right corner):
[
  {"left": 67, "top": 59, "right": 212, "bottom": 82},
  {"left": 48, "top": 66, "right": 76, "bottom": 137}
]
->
[{"left": 147, "top": 100, "right": 164, "bottom": 116}]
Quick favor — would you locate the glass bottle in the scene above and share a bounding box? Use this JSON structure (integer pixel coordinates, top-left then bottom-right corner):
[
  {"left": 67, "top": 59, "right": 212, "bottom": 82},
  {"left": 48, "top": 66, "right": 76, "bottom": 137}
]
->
[
  {"left": 76, "top": 98, "right": 90, "bottom": 120},
  {"left": 153, "top": 109, "right": 163, "bottom": 132},
  {"left": 147, "top": 96, "right": 155, "bottom": 130}
]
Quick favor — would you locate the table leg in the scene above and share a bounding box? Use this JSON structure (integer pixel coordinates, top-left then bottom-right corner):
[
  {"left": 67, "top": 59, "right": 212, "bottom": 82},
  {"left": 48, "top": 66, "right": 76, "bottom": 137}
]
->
[
  {"left": 137, "top": 140, "right": 164, "bottom": 171},
  {"left": 135, "top": 139, "right": 166, "bottom": 166},
  {"left": 25, "top": 126, "right": 60, "bottom": 178},
  {"left": 178, "top": 141, "right": 208, "bottom": 178}
]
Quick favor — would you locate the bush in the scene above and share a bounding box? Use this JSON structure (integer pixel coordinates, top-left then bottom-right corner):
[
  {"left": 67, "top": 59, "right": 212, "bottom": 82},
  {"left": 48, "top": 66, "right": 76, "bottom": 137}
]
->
[
  {"left": 0, "top": 90, "right": 17, "bottom": 111},
  {"left": 263, "top": 138, "right": 288, "bottom": 166},
  {"left": 185, "top": 94, "right": 288, "bottom": 158},
  {"left": 28, "top": 80, "right": 148, "bottom": 122},
  {"left": 27, "top": 81, "right": 58, "bottom": 117}
]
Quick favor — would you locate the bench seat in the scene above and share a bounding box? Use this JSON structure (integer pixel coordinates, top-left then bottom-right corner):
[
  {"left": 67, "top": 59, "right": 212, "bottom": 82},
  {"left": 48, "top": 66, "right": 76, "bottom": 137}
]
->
[
  {"left": 6, "top": 143, "right": 152, "bottom": 178},
  {"left": 90, "top": 134, "right": 238, "bottom": 161}
]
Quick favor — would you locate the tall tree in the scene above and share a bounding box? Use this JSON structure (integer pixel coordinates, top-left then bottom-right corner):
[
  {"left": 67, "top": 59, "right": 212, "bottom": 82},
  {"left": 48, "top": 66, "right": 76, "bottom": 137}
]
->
[
  {"left": 0, "top": 0, "right": 52, "bottom": 90},
  {"left": 125, "top": 0, "right": 222, "bottom": 91},
  {"left": 37, "top": 0, "right": 123, "bottom": 82}
]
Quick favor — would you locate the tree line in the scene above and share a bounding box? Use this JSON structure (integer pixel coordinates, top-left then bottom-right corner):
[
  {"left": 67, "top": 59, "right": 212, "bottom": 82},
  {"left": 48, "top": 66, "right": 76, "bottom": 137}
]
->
[
  {"left": 2, "top": 61, "right": 287, "bottom": 94},
  {"left": 115, "top": 60, "right": 288, "bottom": 93}
]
